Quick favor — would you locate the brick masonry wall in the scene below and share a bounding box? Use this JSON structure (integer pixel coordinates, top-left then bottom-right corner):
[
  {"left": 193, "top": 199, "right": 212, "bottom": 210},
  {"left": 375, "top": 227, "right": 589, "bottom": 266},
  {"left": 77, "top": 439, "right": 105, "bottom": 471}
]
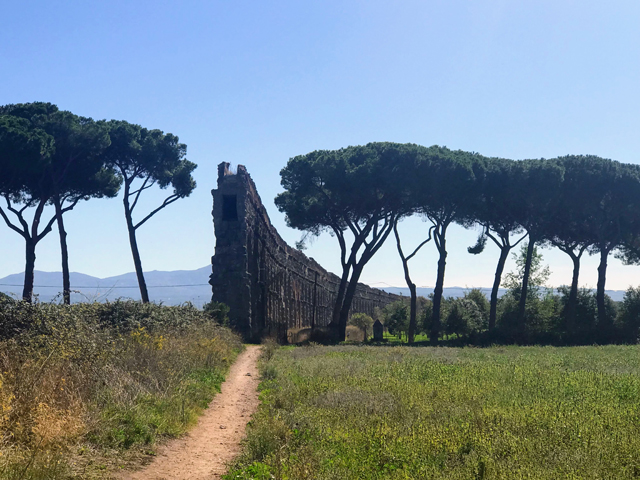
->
[{"left": 210, "top": 162, "right": 403, "bottom": 341}]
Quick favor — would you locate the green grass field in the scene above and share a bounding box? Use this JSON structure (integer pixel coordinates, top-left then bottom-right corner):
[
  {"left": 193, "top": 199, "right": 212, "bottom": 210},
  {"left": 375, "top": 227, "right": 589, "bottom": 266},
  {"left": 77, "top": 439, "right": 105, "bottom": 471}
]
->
[{"left": 227, "top": 344, "right": 640, "bottom": 479}]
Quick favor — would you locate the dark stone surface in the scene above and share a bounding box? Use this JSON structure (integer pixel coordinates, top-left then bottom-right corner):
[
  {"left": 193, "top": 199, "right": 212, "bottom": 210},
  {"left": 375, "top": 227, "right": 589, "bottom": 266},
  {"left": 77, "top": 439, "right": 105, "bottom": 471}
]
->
[
  {"left": 210, "top": 163, "right": 402, "bottom": 342},
  {"left": 373, "top": 319, "right": 384, "bottom": 342}
]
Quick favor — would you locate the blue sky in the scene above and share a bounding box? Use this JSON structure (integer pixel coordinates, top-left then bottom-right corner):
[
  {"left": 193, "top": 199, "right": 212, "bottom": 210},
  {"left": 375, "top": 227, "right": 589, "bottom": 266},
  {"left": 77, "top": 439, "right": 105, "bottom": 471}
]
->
[{"left": 1, "top": 0, "right": 640, "bottom": 291}]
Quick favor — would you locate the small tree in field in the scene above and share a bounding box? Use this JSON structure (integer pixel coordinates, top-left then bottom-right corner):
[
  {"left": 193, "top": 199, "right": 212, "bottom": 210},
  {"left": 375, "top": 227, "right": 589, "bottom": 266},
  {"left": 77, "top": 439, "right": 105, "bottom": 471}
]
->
[
  {"left": 500, "top": 243, "right": 557, "bottom": 334},
  {"left": 616, "top": 287, "right": 640, "bottom": 339},
  {"left": 504, "top": 243, "right": 551, "bottom": 300},
  {"left": 383, "top": 301, "right": 409, "bottom": 340},
  {"left": 348, "top": 313, "right": 374, "bottom": 340},
  {"left": 445, "top": 297, "right": 484, "bottom": 339}
]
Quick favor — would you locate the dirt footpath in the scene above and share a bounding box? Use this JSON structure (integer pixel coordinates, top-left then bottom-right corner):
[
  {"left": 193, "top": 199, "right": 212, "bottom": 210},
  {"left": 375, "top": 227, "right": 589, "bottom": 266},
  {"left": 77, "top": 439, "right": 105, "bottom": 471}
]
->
[{"left": 122, "top": 345, "right": 261, "bottom": 480}]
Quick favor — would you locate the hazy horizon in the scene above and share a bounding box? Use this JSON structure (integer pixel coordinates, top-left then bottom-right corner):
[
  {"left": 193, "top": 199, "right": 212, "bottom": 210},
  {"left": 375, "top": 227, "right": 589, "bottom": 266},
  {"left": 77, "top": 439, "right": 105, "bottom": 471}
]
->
[{"left": 2, "top": 1, "right": 640, "bottom": 291}]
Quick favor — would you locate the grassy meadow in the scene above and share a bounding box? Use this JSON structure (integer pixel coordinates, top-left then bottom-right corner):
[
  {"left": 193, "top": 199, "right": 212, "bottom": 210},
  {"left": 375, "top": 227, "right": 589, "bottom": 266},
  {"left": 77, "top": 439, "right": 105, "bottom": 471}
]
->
[
  {"left": 228, "top": 344, "right": 640, "bottom": 479},
  {"left": 0, "top": 299, "right": 242, "bottom": 479}
]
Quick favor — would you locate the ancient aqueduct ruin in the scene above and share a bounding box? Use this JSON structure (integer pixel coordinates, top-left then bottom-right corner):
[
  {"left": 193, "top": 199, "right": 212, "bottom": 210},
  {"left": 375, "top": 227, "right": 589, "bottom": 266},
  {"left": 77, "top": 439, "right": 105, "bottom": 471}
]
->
[{"left": 209, "top": 162, "right": 401, "bottom": 342}]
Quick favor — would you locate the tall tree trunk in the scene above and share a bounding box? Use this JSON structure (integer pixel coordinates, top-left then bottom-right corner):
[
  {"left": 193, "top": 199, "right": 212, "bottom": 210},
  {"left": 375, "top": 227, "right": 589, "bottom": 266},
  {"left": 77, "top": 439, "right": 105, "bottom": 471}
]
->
[
  {"left": 23, "top": 239, "right": 36, "bottom": 302},
  {"left": 332, "top": 267, "right": 350, "bottom": 326},
  {"left": 338, "top": 264, "right": 365, "bottom": 341},
  {"left": 396, "top": 237, "right": 418, "bottom": 344},
  {"left": 596, "top": 247, "right": 609, "bottom": 329},
  {"left": 489, "top": 247, "right": 509, "bottom": 330},
  {"left": 408, "top": 283, "right": 417, "bottom": 344},
  {"left": 431, "top": 237, "right": 447, "bottom": 346},
  {"left": 517, "top": 239, "right": 536, "bottom": 326},
  {"left": 394, "top": 222, "right": 430, "bottom": 344},
  {"left": 565, "top": 253, "right": 581, "bottom": 331},
  {"left": 54, "top": 196, "right": 71, "bottom": 305},
  {"left": 124, "top": 200, "right": 149, "bottom": 303}
]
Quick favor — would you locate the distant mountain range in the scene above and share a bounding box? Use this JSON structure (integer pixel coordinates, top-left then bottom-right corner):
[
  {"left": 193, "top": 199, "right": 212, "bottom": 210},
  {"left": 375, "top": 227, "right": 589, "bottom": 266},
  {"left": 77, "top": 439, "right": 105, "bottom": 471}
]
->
[
  {"left": 0, "top": 268, "right": 628, "bottom": 307},
  {"left": 0, "top": 267, "right": 213, "bottom": 307},
  {"left": 380, "top": 286, "right": 627, "bottom": 302}
]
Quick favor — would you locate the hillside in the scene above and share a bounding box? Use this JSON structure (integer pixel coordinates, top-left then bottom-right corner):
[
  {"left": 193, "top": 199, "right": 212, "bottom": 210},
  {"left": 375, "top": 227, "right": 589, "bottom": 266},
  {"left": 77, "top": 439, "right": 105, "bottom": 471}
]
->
[
  {"left": 0, "top": 267, "right": 213, "bottom": 306},
  {"left": 379, "top": 286, "right": 627, "bottom": 302},
  {"left": 0, "top": 269, "right": 627, "bottom": 306}
]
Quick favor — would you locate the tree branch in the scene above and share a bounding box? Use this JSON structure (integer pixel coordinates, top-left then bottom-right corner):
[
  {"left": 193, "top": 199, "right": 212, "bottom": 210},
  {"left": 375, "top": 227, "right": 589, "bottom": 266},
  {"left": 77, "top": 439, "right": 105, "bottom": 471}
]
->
[
  {"left": 30, "top": 198, "right": 48, "bottom": 242},
  {"left": 512, "top": 232, "right": 528, "bottom": 249},
  {"left": 61, "top": 197, "right": 82, "bottom": 214},
  {"left": 433, "top": 222, "right": 442, "bottom": 251},
  {"left": 484, "top": 227, "right": 503, "bottom": 248},
  {"left": 129, "top": 175, "right": 155, "bottom": 213},
  {"left": 5, "top": 197, "right": 30, "bottom": 236},
  {"left": 406, "top": 225, "right": 434, "bottom": 262},
  {"left": 578, "top": 244, "right": 588, "bottom": 258},
  {"left": 344, "top": 216, "right": 361, "bottom": 237},
  {"left": 133, "top": 194, "right": 180, "bottom": 230},
  {"left": 330, "top": 225, "right": 347, "bottom": 268},
  {"left": 362, "top": 215, "right": 395, "bottom": 262},
  {"left": 0, "top": 203, "right": 27, "bottom": 239},
  {"left": 36, "top": 213, "right": 58, "bottom": 243}
]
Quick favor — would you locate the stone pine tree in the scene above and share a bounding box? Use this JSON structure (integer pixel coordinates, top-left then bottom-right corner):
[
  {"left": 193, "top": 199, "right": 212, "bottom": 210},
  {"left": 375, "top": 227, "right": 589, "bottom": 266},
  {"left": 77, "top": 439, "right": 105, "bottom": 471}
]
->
[
  {"left": 275, "top": 142, "right": 416, "bottom": 341},
  {"left": 393, "top": 219, "right": 432, "bottom": 344},
  {"left": 2, "top": 103, "right": 120, "bottom": 304},
  {"left": 0, "top": 103, "right": 119, "bottom": 303},
  {"left": 576, "top": 159, "right": 640, "bottom": 335},
  {"left": 104, "top": 120, "right": 196, "bottom": 303},
  {"left": 543, "top": 156, "right": 598, "bottom": 330},
  {"left": 417, "top": 147, "right": 480, "bottom": 345},
  {"left": 467, "top": 157, "right": 527, "bottom": 331},
  {"left": 0, "top": 112, "right": 55, "bottom": 301},
  {"left": 390, "top": 147, "right": 440, "bottom": 344},
  {"left": 509, "top": 159, "right": 564, "bottom": 327}
]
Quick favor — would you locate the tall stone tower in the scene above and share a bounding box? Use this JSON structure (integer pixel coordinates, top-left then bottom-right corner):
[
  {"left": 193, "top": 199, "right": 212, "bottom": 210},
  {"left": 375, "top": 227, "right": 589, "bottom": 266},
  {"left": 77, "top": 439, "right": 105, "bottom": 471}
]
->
[{"left": 209, "top": 162, "right": 253, "bottom": 339}]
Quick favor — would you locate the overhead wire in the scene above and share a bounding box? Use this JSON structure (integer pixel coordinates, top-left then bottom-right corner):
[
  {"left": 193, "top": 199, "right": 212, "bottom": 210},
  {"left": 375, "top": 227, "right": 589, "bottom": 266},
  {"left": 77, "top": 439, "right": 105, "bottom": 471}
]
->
[{"left": 0, "top": 283, "right": 211, "bottom": 289}]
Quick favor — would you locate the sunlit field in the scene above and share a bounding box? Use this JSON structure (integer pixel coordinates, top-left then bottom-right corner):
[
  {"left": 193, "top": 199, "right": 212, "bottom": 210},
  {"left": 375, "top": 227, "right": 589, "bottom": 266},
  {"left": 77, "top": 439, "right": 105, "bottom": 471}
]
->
[{"left": 228, "top": 345, "right": 640, "bottom": 479}]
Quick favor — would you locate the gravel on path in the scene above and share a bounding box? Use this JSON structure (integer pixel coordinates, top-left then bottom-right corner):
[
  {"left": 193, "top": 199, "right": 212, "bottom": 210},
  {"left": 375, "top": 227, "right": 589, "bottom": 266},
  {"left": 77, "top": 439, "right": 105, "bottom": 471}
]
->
[{"left": 121, "top": 345, "right": 261, "bottom": 480}]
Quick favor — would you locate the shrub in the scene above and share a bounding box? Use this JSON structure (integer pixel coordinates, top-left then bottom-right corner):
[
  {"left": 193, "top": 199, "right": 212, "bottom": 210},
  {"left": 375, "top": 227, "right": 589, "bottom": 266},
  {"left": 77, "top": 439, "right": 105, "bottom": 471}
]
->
[
  {"left": 420, "top": 298, "right": 434, "bottom": 334},
  {"left": 617, "top": 287, "right": 640, "bottom": 340},
  {"left": 0, "top": 300, "right": 242, "bottom": 477},
  {"left": 464, "top": 289, "right": 489, "bottom": 324},
  {"left": 382, "top": 300, "right": 409, "bottom": 339},
  {"left": 203, "top": 301, "right": 230, "bottom": 325},
  {"left": 496, "top": 289, "right": 562, "bottom": 342},
  {"left": 348, "top": 313, "right": 374, "bottom": 340},
  {"left": 444, "top": 297, "right": 484, "bottom": 339}
]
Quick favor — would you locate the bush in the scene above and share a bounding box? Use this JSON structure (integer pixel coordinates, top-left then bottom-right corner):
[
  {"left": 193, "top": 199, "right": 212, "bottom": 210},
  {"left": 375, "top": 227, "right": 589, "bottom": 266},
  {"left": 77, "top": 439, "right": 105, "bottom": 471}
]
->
[
  {"left": 381, "top": 301, "right": 409, "bottom": 339},
  {"left": 617, "top": 287, "right": 640, "bottom": 340},
  {"left": 444, "top": 297, "right": 484, "bottom": 339},
  {"left": 348, "top": 313, "right": 374, "bottom": 340},
  {"left": 463, "top": 288, "right": 489, "bottom": 326},
  {"left": 0, "top": 300, "right": 242, "bottom": 478},
  {"left": 203, "top": 301, "right": 230, "bottom": 325},
  {"left": 496, "top": 290, "right": 562, "bottom": 342},
  {"left": 420, "top": 300, "right": 433, "bottom": 334}
]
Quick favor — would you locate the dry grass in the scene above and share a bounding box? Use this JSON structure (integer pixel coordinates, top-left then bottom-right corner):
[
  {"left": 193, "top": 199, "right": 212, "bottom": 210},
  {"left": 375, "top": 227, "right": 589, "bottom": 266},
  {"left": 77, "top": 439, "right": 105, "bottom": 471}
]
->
[{"left": 0, "top": 299, "right": 242, "bottom": 479}]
